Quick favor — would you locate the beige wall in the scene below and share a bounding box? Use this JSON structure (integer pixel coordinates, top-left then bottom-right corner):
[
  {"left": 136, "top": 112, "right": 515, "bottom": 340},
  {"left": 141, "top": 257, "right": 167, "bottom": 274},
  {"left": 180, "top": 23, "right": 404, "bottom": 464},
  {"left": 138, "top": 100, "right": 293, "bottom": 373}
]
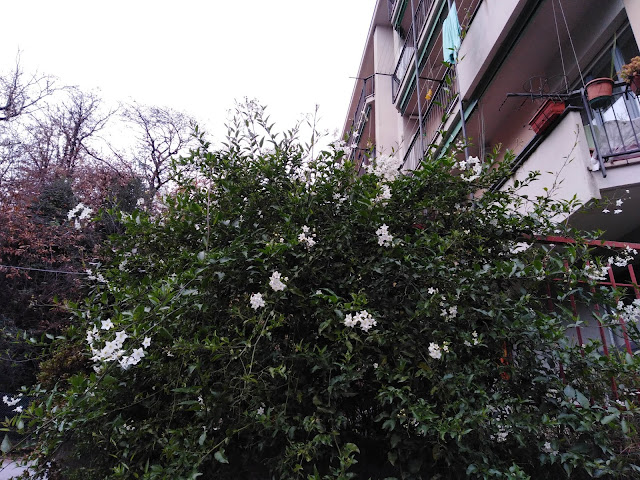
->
[
  {"left": 501, "top": 111, "right": 601, "bottom": 216},
  {"left": 457, "top": 0, "right": 526, "bottom": 101},
  {"left": 374, "top": 26, "right": 403, "bottom": 155}
]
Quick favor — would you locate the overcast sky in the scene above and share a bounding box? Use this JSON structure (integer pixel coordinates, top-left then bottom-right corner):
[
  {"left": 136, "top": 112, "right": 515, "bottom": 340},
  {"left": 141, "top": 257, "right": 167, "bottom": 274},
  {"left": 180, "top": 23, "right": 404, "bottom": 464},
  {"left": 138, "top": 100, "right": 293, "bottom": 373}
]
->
[{"left": 1, "top": 0, "right": 374, "bottom": 143}]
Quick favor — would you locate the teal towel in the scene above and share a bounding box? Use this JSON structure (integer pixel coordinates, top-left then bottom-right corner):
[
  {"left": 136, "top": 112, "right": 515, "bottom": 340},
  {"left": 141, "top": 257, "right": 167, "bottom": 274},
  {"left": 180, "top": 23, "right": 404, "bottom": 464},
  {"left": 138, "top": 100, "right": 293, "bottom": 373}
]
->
[{"left": 442, "top": 1, "right": 461, "bottom": 63}]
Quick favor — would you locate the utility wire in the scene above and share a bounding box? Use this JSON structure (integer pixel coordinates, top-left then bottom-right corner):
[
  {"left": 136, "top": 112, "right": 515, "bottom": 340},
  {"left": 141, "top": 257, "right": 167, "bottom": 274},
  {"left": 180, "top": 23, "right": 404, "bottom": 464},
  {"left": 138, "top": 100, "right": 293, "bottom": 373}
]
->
[{"left": 0, "top": 264, "right": 88, "bottom": 275}]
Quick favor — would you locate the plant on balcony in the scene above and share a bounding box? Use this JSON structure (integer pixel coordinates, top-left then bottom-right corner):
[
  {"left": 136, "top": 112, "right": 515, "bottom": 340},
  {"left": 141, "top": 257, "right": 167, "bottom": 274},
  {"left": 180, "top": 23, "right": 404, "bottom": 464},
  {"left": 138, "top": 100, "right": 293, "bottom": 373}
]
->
[
  {"left": 620, "top": 56, "right": 640, "bottom": 94},
  {"left": 9, "top": 104, "right": 640, "bottom": 479},
  {"left": 585, "top": 34, "right": 618, "bottom": 108},
  {"left": 529, "top": 99, "right": 565, "bottom": 135}
]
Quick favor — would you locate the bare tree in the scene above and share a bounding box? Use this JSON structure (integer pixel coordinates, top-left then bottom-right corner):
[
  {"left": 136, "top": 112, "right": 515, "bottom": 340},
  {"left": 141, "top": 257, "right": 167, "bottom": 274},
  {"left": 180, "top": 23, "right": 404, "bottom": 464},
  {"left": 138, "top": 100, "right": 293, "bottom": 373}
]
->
[
  {"left": 122, "top": 102, "right": 197, "bottom": 195},
  {"left": 0, "top": 52, "right": 55, "bottom": 122},
  {"left": 19, "top": 87, "right": 115, "bottom": 177}
]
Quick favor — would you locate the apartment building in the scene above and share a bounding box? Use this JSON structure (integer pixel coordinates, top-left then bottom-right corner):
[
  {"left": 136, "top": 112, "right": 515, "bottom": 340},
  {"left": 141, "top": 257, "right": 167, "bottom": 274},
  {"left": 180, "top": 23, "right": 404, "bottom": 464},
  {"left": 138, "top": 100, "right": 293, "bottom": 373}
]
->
[{"left": 343, "top": 0, "right": 640, "bottom": 242}]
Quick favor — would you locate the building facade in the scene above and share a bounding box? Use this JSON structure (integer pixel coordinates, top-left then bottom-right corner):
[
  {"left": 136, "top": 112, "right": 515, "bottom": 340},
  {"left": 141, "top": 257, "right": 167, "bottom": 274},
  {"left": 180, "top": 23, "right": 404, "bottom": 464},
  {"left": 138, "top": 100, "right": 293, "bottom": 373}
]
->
[{"left": 342, "top": 0, "right": 640, "bottom": 242}]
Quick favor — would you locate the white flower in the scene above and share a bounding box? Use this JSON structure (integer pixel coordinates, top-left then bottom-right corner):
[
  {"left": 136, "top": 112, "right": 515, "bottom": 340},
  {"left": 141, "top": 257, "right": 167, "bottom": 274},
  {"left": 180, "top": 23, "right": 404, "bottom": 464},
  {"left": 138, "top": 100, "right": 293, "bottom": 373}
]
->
[
  {"left": 269, "top": 271, "right": 287, "bottom": 291},
  {"left": 376, "top": 224, "right": 393, "bottom": 247},
  {"left": 428, "top": 342, "right": 442, "bottom": 360},
  {"left": 257, "top": 406, "right": 265, "bottom": 415},
  {"left": 427, "top": 287, "right": 438, "bottom": 295},
  {"left": 67, "top": 203, "right": 93, "bottom": 229},
  {"left": 614, "top": 209, "right": 623, "bottom": 214},
  {"left": 343, "top": 310, "right": 377, "bottom": 332},
  {"left": 13, "top": 406, "right": 23, "bottom": 413},
  {"left": 250, "top": 292, "right": 266, "bottom": 309},
  {"left": 115, "top": 330, "right": 128, "bottom": 343},
  {"left": 298, "top": 226, "right": 317, "bottom": 249},
  {"left": 365, "top": 154, "right": 403, "bottom": 181},
  {"left": 142, "top": 337, "right": 151, "bottom": 348},
  {"left": 459, "top": 156, "right": 482, "bottom": 182},
  {"left": 101, "top": 319, "right": 114, "bottom": 330},
  {"left": 616, "top": 199, "right": 623, "bottom": 207},
  {"left": 343, "top": 313, "right": 356, "bottom": 328},
  {"left": 374, "top": 184, "right": 392, "bottom": 203},
  {"left": 2, "top": 395, "right": 22, "bottom": 407},
  {"left": 602, "top": 209, "right": 610, "bottom": 213}
]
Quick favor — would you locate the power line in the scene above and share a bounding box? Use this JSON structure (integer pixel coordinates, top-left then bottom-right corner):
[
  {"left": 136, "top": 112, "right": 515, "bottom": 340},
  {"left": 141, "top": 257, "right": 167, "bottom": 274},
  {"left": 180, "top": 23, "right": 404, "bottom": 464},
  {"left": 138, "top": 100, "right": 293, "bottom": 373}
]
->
[{"left": 0, "top": 264, "right": 88, "bottom": 275}]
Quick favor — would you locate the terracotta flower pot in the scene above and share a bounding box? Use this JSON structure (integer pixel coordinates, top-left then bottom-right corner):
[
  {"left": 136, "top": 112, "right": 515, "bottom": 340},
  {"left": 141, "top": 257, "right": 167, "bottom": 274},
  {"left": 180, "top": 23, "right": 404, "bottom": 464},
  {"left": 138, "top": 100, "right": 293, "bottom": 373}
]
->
[
  {"left": 585, "top": 78, "right": 614, "bottom": 109},
  {"left": 630, "top": 75, "right": 640, "bottom": 95},
  {"left": 529, "top": 99, "right": 565, "bottom": 135}
]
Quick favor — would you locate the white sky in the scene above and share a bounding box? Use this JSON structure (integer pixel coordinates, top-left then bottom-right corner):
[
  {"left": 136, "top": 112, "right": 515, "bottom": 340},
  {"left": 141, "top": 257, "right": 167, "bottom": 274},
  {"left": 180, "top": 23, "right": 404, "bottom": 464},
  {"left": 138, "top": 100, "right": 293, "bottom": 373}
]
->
[{"left": 1, "top": 0, "right": 374, "bottom": 144}]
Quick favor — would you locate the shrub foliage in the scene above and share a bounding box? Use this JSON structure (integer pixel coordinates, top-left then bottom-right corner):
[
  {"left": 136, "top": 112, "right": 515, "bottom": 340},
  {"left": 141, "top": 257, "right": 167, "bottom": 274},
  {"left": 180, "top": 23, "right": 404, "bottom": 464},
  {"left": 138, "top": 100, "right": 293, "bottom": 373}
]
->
[{"left": 9, "top": 110, "right": 640, "bottom": 479}]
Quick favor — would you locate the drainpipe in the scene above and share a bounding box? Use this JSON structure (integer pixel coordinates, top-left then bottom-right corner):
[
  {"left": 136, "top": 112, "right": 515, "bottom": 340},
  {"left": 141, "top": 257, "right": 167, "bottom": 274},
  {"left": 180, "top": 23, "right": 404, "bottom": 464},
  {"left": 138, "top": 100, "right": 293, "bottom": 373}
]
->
[{"left": 410, "top": 0, "right": 425, "bottom": 159}]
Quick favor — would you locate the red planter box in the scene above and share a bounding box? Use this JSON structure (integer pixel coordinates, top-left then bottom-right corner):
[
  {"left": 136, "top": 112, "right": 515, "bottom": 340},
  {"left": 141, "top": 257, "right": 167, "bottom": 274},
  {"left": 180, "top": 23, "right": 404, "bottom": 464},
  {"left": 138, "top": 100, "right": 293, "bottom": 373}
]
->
[{"left": 529, "top": 100, "right": 566, "bottom": 135}]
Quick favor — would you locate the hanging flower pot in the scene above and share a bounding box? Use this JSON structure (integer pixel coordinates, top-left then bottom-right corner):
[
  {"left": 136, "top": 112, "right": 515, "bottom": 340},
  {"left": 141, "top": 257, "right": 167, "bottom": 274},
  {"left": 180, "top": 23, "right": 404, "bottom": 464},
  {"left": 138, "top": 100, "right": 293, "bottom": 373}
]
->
[
  {"left": 585, "top": 78, "right": 614, "bottom": 109},
  {"left": 529, "top": 99, "right": 566, "bottom": 135}
]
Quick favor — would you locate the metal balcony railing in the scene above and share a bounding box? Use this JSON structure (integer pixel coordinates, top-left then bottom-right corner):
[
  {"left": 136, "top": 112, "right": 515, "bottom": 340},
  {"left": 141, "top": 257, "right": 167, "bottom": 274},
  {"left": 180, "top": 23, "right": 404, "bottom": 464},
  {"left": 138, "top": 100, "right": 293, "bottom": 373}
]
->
[
  {"left": 345, "top": 75, "right": 375, "bottom": 153},
  {"left": 537, "top": 236, "right": 640, "bottom": 398},
  {"left": 387, "top": 0, "right": 397, "bottom": 20},
  {"left": 586, "top": 85, "right": 640, "bottom": 164},
  {"left": 391, "top": 0, "right": 435, "bottom": 103},
  {"left": 402, "top": 67, "right": 458, "bottom": 171}
]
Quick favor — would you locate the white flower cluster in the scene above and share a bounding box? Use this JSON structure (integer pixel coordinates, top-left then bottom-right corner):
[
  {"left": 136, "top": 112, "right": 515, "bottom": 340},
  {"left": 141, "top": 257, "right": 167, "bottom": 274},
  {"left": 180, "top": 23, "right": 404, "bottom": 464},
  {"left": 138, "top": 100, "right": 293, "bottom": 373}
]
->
[
  {"left": 376, "top": 224, "right": 393, "bottom": 247},
  {"left": 441, "top": 305, "right": 458, "bottom": 322},
  {"left": 365, "top": 154, "right": 403, "bottom": 182},
  {"left": 617, "top": 299, "right": 640, "bottom": 324},
  {"left": 343, "top": 310, "right": 377, "bottom": 332},
  {"left": 269, "top": 271, "right": 287, "bottom": 291},
  {"left": 86, "top": 268, "right": 107, "bottom": 283},
  {"left": 248, "top": 271, "right": 290, "bottom": 310},
  {"left": 250, "top": 292, "right": 266, "bottom": 310},
  {"left": 608, "top": 246, "right": 637, "bottom": 268},
  {"left": 455, "top": 156, "right": 482, "bottom": 182},
  {"left": 583, "top": 262, "right": 609, "bottom": 282},
  {"left": 3, "top": 394, "right": 24, "bottom": 412},
  {"left": 298, "top": 225, "right": 316, "bottom": 249},
  {"left": 373, "top": 184, "right": 392, "bottom": 204},
  {"left": 428, "top": 341, "right": 449, "bottom": 359},
  {"left": 291, "top": 152, "right": 345, "bottom": 188},
  {"left": 331, "top": 139, "right": 354, "bottom": 158},
  {"left": 67, "top": 202, "right": 93, "bottom": 230},
  {"left": 86, "top": 324, "right": 151, "bottom": 370},
  {"left": 463, "top": 331, "right": 480, "bottom": 347}
]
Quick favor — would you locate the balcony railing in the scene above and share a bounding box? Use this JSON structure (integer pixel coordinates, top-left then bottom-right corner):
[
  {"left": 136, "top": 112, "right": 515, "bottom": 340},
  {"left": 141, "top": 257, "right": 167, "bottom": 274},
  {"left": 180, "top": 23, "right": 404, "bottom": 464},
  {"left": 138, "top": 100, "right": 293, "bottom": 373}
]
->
[
  {"left": 587, "top": 85, "right": 640, "bottom": 164},
  {"left": 387, "top": 0, "right": 397, "bottom": 20},
  {"left": 402, "top": 67, "right": 458, "bottom": 171},
  {"left": 391, "top": 0, "right": 436, "bottom": 103},
  {"left": 345, "top": 75, "right": 375, "bottom": 153}
]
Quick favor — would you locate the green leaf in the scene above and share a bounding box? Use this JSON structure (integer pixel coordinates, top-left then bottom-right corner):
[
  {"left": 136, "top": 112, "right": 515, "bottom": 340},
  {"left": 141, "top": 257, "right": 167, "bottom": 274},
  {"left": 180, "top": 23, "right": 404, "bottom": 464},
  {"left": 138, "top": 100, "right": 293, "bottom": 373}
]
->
[
  {"left": 1, "top": 434, "right": 11, "bottom": 454},
  {"left": 575, "top": 390, "right": 589, "bottom": 408},
  {"left": 214, "top": 449, "right": 229, "bottom": 464}
]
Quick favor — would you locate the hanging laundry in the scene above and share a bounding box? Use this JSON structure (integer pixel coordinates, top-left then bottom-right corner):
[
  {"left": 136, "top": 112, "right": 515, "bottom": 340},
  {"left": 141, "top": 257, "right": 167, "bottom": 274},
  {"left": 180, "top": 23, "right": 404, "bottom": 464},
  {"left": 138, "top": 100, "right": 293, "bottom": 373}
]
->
[{"left": 442, "top": 1, "right": 461, "bottom": 63}]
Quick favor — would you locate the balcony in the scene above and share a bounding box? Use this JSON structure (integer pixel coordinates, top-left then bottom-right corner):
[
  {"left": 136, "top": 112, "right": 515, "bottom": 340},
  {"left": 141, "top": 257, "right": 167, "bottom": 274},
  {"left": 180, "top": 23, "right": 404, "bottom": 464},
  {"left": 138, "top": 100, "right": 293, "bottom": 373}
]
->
[
  {"left": 402, "top": 67, "right": 459, "bottom": 171},
  {"left": 391, "top": 0, "right": 436, "bottom": 103},
  {"left": 587, "top": 84, "right": 640, "bottom": 169},
  {"left": 345, "top": 75, "right": 375, "bottom": 157}
]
